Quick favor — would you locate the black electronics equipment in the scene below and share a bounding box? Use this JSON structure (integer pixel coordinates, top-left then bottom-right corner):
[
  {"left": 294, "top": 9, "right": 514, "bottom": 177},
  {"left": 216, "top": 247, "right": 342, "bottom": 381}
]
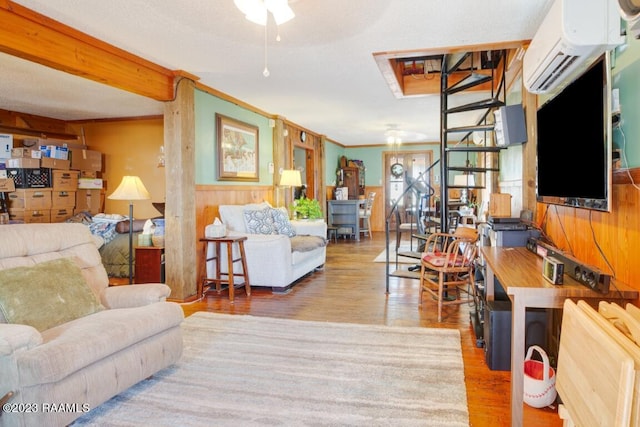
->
[
  {"left": 536, "top": 54, "right": 612, "bottom": 212},
  {"left": 526, "top": 238, "right": 611, "bottom": 293},
  {"left": 488, "top": 216, "right": 528, "bottom": 231},
  {"left": 484, "top": 300, "right": 549, "bottom": 371},
  {"left": 542, "top": 256, "right": 564, "bottom": 285}
]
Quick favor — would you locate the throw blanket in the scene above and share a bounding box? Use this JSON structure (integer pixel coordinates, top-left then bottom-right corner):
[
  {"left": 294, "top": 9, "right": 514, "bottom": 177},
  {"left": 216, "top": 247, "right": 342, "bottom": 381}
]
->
[
  {"left": 290, "top": 235, "right": 327, "bottom": 252},
  {"left": 66, "top": 211, "right": 118, "bottom": 245}
]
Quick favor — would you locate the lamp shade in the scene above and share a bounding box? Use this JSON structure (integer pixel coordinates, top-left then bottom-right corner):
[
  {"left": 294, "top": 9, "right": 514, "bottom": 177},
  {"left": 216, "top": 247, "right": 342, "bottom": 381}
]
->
[
  {"left": 279, "top": 170, "right": 302, "bottom": 187},
  {"left": 108, "top": 176, "right": 151, "bottom": 201},
  {"left": 453, "top": 174, "right": 475, "bottom": 187}
]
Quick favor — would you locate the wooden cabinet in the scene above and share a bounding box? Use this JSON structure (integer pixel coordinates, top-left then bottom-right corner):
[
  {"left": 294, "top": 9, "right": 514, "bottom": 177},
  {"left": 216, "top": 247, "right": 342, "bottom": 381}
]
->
[
  {"left": 135, "top": 246, "right": 165, "bottom": 283},
  {"left": 341, "top": 166, "right": 360, "bottom": 200}
]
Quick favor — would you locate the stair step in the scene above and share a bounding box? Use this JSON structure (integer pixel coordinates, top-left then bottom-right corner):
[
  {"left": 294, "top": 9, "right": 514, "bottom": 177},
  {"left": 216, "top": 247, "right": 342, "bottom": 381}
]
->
[
  {"left": 446, "top": 146, "right": 503, "bottom": 153},
  {"left": 446, "top": 73, "right": 493, "bottom": 94},
  {"left": 445, "top": 98, "right": 504, "bottom": 114},
  {"left": 446, "top": 124, "right": 495, "bottom": 134},
  {"left": 389, "top": 270, "right": 421, "bottom": 280},
  {"left": 447, "top": 166, "right": 500, "bottom": 173},
  {"left": 444, "top": 52, "right": 470, "bottom": 74},
  {"left": 398, "top": 251, "right": 422, "bottom": 259}
]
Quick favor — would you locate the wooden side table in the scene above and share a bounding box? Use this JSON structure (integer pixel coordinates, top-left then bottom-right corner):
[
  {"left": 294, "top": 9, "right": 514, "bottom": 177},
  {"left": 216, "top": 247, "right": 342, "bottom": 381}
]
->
[
  {"left": 134, "top": 246, "right": 165, "bottom": 283},
  {"left": 200, "top": 236, "right": 251, "bottom": 303}
]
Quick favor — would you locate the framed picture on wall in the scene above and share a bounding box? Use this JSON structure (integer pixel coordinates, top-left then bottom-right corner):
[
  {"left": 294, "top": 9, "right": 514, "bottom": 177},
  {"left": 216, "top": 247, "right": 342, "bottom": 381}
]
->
[{"left": 216, "top": 113, "right": 259, "bottom": 181}]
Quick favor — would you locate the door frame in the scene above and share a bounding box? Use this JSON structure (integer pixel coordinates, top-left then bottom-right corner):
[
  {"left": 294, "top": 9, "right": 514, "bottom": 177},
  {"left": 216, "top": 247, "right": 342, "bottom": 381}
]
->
[{"left": 383, "top": 149, "right": 435, "bottom": 228}]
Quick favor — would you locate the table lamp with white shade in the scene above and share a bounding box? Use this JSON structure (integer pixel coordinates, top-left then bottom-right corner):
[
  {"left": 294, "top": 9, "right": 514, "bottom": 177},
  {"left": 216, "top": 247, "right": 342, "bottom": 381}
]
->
[
  {"left": 108, "top": 175, "right": 151, "bottom": 284},
  {"left": 277, "top": 169, "right": 302, "bottom": 207}
]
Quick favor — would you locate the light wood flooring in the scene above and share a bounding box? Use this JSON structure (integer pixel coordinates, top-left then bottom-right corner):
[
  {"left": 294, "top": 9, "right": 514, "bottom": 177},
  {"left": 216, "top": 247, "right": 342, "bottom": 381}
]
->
[{"left": 180, "top": 231, "right": 562, "bottom": 427}]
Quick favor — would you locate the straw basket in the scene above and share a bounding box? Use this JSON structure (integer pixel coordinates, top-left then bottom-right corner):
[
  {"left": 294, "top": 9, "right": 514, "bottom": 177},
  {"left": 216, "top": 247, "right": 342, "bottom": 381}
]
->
[{"left": 523, "top": 345, "right": 557, "bottom": 408}]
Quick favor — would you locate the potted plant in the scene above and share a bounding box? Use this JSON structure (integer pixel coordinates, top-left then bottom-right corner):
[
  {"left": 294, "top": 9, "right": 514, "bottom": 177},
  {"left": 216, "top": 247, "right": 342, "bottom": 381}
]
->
[{"left": 291, "top": 197, "right": 323, "bottom": 219}]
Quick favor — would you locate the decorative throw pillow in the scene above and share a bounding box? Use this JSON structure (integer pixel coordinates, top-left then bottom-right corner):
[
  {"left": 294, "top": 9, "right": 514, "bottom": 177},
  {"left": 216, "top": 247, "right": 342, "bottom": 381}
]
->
[
  {"left": 271, "top": 207, "right": 296, "bottom": 237},
  {"left": 0, "top": 258, "right": 105, "bottom": 332},
  {"left": 243, "top": 207, "right": 276, "bottom": 235}
]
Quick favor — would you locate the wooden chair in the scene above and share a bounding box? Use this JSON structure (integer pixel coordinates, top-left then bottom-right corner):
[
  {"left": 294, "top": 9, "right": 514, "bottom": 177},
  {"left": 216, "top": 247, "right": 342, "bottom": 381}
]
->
[
  {"left": 419, "top": 227, "right": 479, "bottom": 322},
  {"left": 359, "top": 191, "right": 376, "bottom": 238}
]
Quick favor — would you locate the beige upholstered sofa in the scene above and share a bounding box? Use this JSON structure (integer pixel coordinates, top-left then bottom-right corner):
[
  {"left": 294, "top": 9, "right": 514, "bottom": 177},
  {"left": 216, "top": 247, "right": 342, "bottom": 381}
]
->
[
  {"left": 0, "top": 223, "right": 184, "bottom": 427},
  {"left": 210, "top": 203, "right": 327, "bottom": 292}
]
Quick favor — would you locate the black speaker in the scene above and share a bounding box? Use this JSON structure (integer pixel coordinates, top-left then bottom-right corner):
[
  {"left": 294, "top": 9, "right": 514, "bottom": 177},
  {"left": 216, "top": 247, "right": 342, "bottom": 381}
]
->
[
  {"left": 494, "top": 104, "right": 527, "bottom": 147},
  {"left": 484, "top": 300, "right": 549, "bottom": 371}
]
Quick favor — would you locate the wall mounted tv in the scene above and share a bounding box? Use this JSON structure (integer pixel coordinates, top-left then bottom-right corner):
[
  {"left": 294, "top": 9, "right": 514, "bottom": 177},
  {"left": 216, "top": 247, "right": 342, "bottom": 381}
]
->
[{"left": 536, "top": 53, "right": 612, "bottom": 212}]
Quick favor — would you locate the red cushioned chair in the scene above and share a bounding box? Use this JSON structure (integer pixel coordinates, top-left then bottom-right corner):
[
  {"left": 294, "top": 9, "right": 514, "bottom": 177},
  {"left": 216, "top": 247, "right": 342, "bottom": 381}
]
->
[{"left": 419, "top": 228, "right": 478, "bottom": 322}]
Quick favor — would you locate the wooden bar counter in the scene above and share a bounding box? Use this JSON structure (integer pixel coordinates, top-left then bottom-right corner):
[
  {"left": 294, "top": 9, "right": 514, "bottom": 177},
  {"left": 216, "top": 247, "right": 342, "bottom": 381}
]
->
[{"left": 481, "top": 246, "right": 638, "bottom": 427}]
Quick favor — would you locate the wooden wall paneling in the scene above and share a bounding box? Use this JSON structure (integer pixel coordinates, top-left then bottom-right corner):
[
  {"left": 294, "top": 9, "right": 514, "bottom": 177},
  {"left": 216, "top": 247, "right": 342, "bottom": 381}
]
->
[
  {"left": 318, "top": 135, "right": 326, "bottom": 216},
  {"left": 164, "top": 78, "right": 196, "bottom": 301},
  {"left": 0, "top": 108, "right": 72, "bottom": 136},
  {"left": 535, "top": 181, "right": 640, "bottom": 294},
  {"left": 273, "top": 118, "right": 286, "bottom": 204},
  {"left": 523, "top": 89, "right": 538, "bottom": 213}
]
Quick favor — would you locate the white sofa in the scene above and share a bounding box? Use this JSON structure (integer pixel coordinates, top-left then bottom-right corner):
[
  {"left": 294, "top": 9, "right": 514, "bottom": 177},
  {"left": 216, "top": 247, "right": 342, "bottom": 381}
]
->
[
  {"left": 0, "top": 223, "right": 184, "bottom": 427},
  {"left": 207, "top": 203, "right": 327, "bottom": 292}
]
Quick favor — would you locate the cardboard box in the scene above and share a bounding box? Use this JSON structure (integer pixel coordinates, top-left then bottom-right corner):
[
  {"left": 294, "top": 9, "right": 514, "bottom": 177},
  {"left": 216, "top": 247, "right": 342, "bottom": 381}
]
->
[
  {"left": 7, "top": 189, "right": 52, "bottom": 210},
  {"left": 0, "top": 178, "right": 15, "bottom": 192},
  {"left": 22, "top": 137, "right": 83, "bottom": 149},
  {"left": 40, "top": 157, "right": 70, "bottom": 170},
  {"left": 51, "top": 190, "right": 76, "bottom": 209},
  {"left": 9, "top": 209, "right": 50, "bottom": 223},
  {"left": 70, "top": 148, "right": 102, "bottom": 171},
  {"left": 0, "top": 134, "right": 12, "bottom": 159},
  {"left": 489, "top": 193, "right": 512, "bottom": 218},
  {"left": 11, "top": 148, "right": 42, "bottom": 159},
  {"left": 7, "top": 158, "right": 40, "bottom": 168},
  {"left": 78, "top": 178, "right": 103, "bottom": 189},
  {"left": 51, "top": 208, "right": 74, "bottom": 223},
  {"left": 52, "top": 170, "right": 79, "bottom": 191},
  {"left": 75, "top": 189, "right": 102, "bottom": 214},
  {"left": 80, "top": 170, "right": 99, "bottom": 178},
  {"left": 41, "top": 145, "right": 69, "bottom": 160}
]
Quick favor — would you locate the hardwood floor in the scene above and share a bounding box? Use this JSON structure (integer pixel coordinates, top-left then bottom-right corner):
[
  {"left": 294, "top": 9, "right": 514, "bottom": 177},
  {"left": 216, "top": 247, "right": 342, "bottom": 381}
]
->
[{"left": 180, "top": 231, "right": 562, "bottom": 427}]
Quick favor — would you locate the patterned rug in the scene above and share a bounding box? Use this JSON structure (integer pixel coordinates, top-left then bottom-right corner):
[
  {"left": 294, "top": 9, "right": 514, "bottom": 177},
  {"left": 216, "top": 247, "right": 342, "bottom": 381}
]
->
[{"left": 72, "top": 312, "right": 469, "bottom": 427}]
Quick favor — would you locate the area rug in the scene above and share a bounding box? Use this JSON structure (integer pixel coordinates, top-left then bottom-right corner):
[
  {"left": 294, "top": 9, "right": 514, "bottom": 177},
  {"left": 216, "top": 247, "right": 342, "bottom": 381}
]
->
[
  {"left": 72, "top": 312, "right": 469, "bottom": 427},
  {"left": 373, "top": 244, "right": 421, "bottom": 264}
]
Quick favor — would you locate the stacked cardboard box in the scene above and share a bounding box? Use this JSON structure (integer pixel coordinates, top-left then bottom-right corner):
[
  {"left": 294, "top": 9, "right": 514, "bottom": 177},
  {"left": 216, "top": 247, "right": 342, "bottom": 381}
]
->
[{"left": 2, "top": 137, "right": 104, "bottom": 223}]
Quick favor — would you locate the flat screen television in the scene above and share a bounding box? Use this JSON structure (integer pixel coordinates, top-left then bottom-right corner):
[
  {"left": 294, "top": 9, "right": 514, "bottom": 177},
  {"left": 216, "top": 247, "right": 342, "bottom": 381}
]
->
[{"left": 536, "top": 53, "right": 612, "bottom": 212}]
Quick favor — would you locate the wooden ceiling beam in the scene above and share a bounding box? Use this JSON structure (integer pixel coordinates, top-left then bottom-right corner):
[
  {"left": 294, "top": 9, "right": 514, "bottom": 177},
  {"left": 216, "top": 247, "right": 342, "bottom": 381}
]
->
[{"left": 0, "top": 0, "right": 175, "bottom": 101}]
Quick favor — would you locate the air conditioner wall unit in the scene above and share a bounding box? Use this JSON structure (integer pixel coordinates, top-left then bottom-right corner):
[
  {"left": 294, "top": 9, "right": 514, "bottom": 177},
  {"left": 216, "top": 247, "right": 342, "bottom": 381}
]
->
[
  {"left": 618, "top": 0, "right": 640, "bottom": 39},
  {"left": 523, "top": 0, "right": 623, "bottom": 94}
]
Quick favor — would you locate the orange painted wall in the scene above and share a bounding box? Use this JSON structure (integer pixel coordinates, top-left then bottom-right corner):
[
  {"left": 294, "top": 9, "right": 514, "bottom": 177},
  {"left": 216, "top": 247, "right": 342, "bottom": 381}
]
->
[{"left": 70, "top": 118, "right": 165, "bottom": 219}]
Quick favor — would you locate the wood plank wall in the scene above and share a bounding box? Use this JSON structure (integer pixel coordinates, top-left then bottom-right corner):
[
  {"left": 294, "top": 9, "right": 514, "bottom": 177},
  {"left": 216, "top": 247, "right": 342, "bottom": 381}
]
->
[{"left": 535, "top": 179, "right": 640, "bottom": 295}]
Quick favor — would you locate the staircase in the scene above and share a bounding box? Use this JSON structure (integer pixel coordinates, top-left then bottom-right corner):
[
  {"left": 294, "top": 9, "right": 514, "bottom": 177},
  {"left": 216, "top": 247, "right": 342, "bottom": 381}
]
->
[
  {"left": 385, "top": 49, "right": 508, "bottom": 293},
  {"left": 439, "top": 50, "right": 507, "bottom": 228}
]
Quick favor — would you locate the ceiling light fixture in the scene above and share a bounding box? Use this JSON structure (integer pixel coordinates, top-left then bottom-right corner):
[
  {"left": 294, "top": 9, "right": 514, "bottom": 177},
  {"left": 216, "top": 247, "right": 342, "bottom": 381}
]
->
[
  {"left": 234, "top": 0, "right": 295, "bottom": 26},
  {"left": 385, "top": 125, "right": 403, "bottom": 145},
  {"left": 234, "top": 0, "right": 295, "bottom": 77}
]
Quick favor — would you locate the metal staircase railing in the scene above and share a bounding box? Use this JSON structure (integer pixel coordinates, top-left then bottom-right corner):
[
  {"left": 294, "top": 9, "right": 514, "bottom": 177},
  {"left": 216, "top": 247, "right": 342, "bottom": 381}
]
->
[{"left": 384, "top": 160, "right": 439, "bottom": 293}]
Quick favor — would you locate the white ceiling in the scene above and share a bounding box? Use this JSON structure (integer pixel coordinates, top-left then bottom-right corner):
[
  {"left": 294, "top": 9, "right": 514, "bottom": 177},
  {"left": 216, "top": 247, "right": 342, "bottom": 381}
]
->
[{"left": 1, "top": 0, "right": 553, "bottom": 146}]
